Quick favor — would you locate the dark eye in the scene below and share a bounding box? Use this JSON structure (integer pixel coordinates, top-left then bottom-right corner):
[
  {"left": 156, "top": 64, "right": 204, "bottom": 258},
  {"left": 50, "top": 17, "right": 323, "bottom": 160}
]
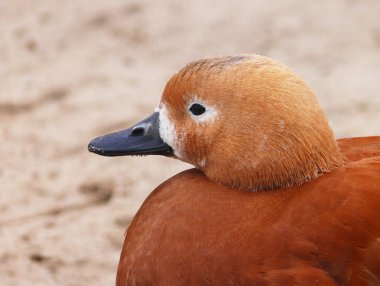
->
[{"left": 189, "top": 103, "right": 206, "bottom": 116}]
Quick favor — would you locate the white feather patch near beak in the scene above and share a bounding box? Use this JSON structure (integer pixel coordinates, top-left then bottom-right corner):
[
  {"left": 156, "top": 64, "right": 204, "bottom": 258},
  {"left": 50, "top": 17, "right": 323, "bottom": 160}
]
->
[{"left": 159, "top": 104, "right": 182, "bottom": 158}]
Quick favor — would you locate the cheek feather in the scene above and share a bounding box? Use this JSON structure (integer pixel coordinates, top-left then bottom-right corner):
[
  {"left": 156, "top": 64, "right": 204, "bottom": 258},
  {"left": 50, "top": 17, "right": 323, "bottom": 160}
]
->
[
  {"left": 159, "top": 104, "right": 183, "bottom": 158},
  {"left": 199, "top": 158, "right": 206, "bottom": 168}
]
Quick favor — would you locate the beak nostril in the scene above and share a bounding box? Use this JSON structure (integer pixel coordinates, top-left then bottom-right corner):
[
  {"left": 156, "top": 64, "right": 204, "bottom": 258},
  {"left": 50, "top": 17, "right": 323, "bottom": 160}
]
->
[{"left": 131, "top": 127, "right": 145, "bottom": 136}]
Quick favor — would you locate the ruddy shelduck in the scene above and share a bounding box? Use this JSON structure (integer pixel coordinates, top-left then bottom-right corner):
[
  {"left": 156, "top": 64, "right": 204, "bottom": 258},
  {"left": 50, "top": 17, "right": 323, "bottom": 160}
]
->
[{"left": 88, "top": 55, "right": 380, "bottom": 286}]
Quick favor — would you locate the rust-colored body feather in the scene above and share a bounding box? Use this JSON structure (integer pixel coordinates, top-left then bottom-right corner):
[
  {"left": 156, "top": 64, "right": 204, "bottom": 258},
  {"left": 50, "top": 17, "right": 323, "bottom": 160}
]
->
[{"left": 117, "top": 137, "right": 380, "bottom": 285}]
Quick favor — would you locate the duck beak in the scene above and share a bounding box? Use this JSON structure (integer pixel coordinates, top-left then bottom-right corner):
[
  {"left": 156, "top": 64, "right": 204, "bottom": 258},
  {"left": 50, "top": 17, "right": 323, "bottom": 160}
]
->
[{"left": 88, "top": 112, "right": 173, "bottom": 157}]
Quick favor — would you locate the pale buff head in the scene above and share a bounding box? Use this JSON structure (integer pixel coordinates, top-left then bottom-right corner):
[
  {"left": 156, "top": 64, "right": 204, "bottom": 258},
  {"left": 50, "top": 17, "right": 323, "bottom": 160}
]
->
[{"left": 158, "top": 55, "right": 344, "bottom": 191}]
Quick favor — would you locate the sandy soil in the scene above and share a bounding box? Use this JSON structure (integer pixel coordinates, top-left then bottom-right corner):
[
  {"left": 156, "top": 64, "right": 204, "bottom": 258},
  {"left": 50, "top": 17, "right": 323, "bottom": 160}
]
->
[{"left": 1, "top": 0, "right": 379, "bottom": 285}]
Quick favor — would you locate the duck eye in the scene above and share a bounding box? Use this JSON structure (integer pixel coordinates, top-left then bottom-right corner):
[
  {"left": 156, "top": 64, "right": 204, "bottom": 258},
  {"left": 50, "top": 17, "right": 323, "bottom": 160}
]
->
[{"left": 189, "top": 103, "right": 206, "bottom": 116}]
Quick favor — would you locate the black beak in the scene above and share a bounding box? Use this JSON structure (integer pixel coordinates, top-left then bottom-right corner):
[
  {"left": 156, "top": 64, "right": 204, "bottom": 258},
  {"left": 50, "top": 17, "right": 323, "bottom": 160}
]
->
[{"left": 88, "top": 112, "right": 173, "bottom": 157}]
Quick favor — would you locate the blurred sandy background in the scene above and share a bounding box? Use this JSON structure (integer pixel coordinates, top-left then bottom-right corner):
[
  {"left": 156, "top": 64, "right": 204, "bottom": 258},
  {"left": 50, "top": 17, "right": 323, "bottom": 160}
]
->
[{"left": 1, "top": 0, "right": 379, "bottom": 285}]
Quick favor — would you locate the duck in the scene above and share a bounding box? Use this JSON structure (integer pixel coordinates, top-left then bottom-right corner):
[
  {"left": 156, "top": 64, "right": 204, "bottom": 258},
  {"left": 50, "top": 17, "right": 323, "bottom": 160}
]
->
[{"left": 88, "top": 55, "right": 380, "bottom": 286}]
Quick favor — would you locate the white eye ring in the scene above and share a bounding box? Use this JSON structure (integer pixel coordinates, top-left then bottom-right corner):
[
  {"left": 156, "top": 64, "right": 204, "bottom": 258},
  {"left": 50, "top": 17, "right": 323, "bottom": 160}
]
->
[{"left": 187, "top": 101, "right": 218, "bottom": 123}]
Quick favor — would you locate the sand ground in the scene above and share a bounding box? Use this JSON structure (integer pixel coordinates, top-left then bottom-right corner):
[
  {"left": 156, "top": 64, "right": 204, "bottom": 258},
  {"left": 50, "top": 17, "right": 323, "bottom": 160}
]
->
[{"left": 1, "top": 1, "right": 380, "bottom": 285}]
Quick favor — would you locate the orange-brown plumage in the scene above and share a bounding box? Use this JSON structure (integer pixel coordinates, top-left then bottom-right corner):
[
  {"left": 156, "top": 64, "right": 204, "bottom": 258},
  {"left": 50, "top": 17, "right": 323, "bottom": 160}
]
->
[
  {"left": 117, "top": 137, "right": 380, "bottom": 285},
  {"left": 88, "top": 55, "right": 380, "bottom": 286},
  {"left": 161, "top": 55, "right": 344, "bottom": 190}
]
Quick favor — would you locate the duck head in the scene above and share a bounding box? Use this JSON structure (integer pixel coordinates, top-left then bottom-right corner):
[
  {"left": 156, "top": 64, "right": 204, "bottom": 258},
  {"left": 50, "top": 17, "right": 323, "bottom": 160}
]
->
[{"left": 89, "top": 55, "right": 344, "bottom": 191}]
